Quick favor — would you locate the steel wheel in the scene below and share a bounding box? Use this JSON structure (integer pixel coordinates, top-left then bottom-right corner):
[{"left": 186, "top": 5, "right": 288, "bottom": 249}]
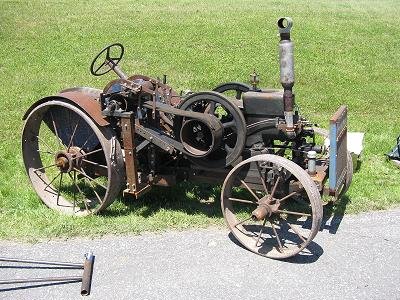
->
[
  {"left": 221, "top": 154, "right": 323, "bottom": 259},
  {"left": 22, "top": 100, "right": 124, "bottom": 215}
]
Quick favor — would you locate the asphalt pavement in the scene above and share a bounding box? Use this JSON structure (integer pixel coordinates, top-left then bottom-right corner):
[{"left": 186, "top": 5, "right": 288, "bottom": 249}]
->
[{"left": 0, "top": 208, "right": 399, "bottom": 300}]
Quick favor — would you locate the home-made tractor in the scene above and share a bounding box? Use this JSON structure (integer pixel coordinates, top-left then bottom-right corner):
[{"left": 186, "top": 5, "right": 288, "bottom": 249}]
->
[{"left": 22, "top": 18, "right": 352, "bottom": 259}]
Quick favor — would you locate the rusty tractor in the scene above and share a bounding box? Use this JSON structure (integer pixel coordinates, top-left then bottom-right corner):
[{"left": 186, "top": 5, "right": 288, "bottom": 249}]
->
[{"left": 22, "top": 17, "right": 352, "bottom": 259}]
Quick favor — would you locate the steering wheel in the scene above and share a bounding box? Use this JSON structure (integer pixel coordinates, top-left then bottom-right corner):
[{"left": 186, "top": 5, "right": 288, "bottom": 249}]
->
[{"left": 90, "top": 43, "right": 124, "bottom": 76}]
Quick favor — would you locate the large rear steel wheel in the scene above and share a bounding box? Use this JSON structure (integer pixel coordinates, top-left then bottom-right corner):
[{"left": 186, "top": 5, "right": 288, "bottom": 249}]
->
[
  {"left": 22, "top": 100, "right": 124, "bottom": 215},
  {"left": 221, "top": 154, "right": 323, "bottom": 259}
]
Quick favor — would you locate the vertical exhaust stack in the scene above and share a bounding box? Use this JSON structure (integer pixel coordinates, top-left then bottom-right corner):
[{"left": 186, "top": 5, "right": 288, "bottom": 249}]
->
[{"left": 277, "top": 17, "right": 296, "bottom": 138}]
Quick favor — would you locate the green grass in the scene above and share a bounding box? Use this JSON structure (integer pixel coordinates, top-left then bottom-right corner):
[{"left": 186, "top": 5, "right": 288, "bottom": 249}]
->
[{"left": 0, "top": 0, "right": 399, "bottom": 240}]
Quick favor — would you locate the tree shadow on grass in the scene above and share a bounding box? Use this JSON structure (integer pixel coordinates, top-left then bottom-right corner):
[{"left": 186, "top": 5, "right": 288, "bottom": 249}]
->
[{"left": 101, "top": 182, "right": 224, "bottom": 219}]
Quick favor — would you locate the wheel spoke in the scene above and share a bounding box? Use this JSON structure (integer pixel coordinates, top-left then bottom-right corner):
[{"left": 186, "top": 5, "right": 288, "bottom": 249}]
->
[
  {"left": 256, "top": 162, "right": 268, "bottom": 195},
  {"left": 82, "top": 159, "right": 107, "bottom": 169},
  {"left": 34, "top": 163, "right": 58, "bottom": 172},
  {"left": 276, "top": 209, "right": 311, "bottom": 217},
  {"left": 68, "top": 172, "right": 90, "bottom": 212},
  {"left": 77, "top": 167, "right": 104, "bottom": 205},
  {"left": 81, "top": 131, "right": 96, "bottom": 150},
  {"left": 36, "top": 135, "right": 55, "bottom": 154},
  {"left": 67, "top": 122, "right": 79, "bottom": 150},
  {"left": 50, "top": 111, "right": 63, "bottom": 149},
  {"left": 286, "top": 221, "right": 307, "bottom": 243},
  {"left": 255, "top": 218, "right": 267, "bottom": 247},
  {"left": 239, "top": 179, "right": 260, "bottom": 202},
  {"left": 43, "top": 172, "right": 61, "bottom": 192},
  {"left": 228, "top": 197, "right": 257, "bottom": 205},
  {"left": 73, "top": 171, "right": 76, "bottom": 211},
  {"left": 270, "top": 176, "right": 281, "bottom": 198},
  {"left": 84, "top": 179, "right": 103, "bottom": 205},
  {"left": 233, "top": 215, "right": 253, "bottom": 228},
  {"left": 270, "top": 221, "right": 283, "bottom": 251},
  {"left": 73, "top": 168, "right": 107, "bottom": 190},
  {"left": 277, "top": 191, "right": 298, "bottom": 204},
  {"left": 56, "top": 172, "right": 63, "bottom": 206},
  {"left": 37, "top": 149, "right": 53, "bottom": 155},
  {"left": 73, "top": 148, "right": 103, "bottom": 160}
]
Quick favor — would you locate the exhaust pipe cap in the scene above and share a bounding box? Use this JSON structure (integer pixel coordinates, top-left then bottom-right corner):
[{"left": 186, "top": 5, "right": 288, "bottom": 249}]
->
[{"left": 277, "top": 17, "right": 293, "bottom": 34}]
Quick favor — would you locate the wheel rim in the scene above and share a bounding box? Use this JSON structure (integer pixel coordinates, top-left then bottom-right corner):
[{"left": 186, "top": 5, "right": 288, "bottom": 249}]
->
[
  {"left": 22, "top": 101, "right": 124, "bottom": 215},
  {"left": 221, "top": 154, "right": 322, "bottom": 259},
  {"left": 213, "top": 82, "right": 251, "bottom": 100}
]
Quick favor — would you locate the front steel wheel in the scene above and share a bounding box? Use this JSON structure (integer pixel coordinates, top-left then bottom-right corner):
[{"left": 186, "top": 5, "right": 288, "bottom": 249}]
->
[
  {"left": 221, "top": 154, "right": 323, "bottom": 259},
  {"left": 22, "top": 100, "right": 124, "bottom": 215}
]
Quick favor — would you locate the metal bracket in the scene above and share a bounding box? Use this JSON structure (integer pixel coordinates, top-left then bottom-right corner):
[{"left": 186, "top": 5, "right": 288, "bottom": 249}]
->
[
  {"left": 329, "top": 105, "right": 348, "bottom": 197},
  {"left": 120, "top": 113, "right": 139, "bottom": 195}
]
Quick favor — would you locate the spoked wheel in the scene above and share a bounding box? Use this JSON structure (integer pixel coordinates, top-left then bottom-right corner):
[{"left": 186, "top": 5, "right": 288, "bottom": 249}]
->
[
  {"left": 179, "top": 91, "right": 246, "bottom": 168},
  {"left": 221, "top": 154, "right": 323, "bottom": 259},
  {"left": 22, "top": 100, "right": 124, "bottom": 215}
]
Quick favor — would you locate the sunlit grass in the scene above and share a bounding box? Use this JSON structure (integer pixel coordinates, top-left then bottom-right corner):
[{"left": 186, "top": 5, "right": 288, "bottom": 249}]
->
[{"left": 0, "top": 0, "right": 399, "bottom": 240}]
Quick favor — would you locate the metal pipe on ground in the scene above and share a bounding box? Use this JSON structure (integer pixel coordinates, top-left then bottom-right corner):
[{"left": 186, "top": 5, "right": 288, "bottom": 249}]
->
[
  {"left": 81, "top": 252, "right": 95, "bottom": 296},
  {"left": 0, "top": 252, "right": 95, "bottom": 296}
]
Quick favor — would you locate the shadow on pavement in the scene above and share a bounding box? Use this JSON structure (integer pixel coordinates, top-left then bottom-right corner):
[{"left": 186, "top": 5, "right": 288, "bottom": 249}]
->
[
  {"left": 228, "top": 232, "right": 323, "bottom": 264},
  {"left": 321, "top": 195, "right": 350, "bottom": 234}
]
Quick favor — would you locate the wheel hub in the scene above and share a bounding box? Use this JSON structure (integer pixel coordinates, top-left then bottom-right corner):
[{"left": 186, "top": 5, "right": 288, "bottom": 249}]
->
[
  {"left": 251, "top": 195, "right": 280, "bottom": 221},
  {"left": 55, "top": 147, "right": 85, "bottom": 173}
]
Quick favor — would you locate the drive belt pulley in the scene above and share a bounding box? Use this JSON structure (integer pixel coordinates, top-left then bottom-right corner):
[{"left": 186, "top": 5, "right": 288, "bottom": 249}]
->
[{"left": 178, "top": 91, "right": 246, "bottom": 168}]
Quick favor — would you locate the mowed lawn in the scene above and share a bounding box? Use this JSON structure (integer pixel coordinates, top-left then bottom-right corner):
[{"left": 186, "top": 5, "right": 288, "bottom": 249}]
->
[{"left": 0, "top": 0, "right": 399, "bottom": 240}]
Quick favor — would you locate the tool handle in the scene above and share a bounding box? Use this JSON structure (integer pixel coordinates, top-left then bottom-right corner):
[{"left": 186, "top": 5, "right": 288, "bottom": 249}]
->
[
  {"left": 80, "top": 252, "right": 95, "bottom": 296},
  {"left": 0, "top": 276, "right": 81, "bottom": 285}
]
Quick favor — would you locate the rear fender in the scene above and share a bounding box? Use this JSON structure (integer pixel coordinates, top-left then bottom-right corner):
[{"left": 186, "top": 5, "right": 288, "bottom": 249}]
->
[{"left": 22, "top": 87, "right": 109, "bottom": 127}]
